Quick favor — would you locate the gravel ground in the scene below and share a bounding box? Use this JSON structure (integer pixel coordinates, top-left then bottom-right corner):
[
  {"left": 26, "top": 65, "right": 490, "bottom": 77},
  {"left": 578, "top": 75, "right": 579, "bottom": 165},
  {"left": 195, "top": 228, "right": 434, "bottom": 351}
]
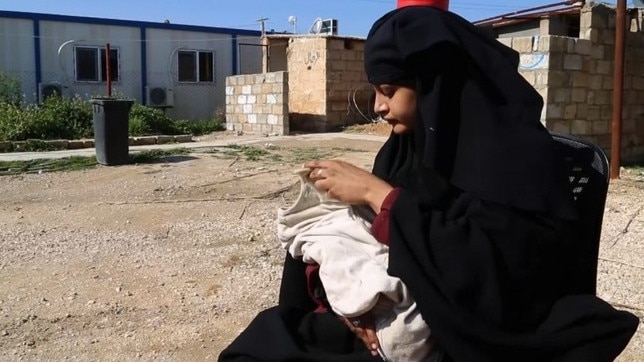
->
[{"left": 0, "top": 132, "right": 642, "bottom": 361}]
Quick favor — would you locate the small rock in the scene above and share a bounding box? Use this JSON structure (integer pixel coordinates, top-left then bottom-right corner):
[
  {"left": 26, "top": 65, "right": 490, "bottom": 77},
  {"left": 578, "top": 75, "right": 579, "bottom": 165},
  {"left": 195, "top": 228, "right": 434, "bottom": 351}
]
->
[{"left": 1, "top": 330, "right": 8, "bottom": 336}]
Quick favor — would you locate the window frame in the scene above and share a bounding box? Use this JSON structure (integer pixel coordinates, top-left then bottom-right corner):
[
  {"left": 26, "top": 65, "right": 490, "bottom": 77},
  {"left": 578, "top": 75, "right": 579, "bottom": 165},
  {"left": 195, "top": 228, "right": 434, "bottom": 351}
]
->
[
  {"left": 73, "top": 45, "right": 120, "bottom": 83},
  {"left": 177, "top": 49, "right": 215, "bottom": 84}
]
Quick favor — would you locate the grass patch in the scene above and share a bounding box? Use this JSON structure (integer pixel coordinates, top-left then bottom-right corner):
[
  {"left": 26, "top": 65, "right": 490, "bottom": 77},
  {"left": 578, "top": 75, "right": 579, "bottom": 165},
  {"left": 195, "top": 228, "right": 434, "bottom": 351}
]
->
[
  {"left": 197, "top": 144, "right": 365, "bottom": 165},
  {"left": 0, "top": 139, "right": 69, "bottom": 153},
  {"left": 0, "top": 156, "right": 98, "bottom": 175},
  {"left": 331, "top": 147, "right": 367, "bottom": 153},
  {"left": 0, "top": 148, "right": 191, "bottom": 175},
  {"left": 207, "top": 144, "right": 269, "bottom": 161},
  {"left": 289, "top": 148, "right": 335, "bottom": 163},
  {"left": 129, "top": 148, "right": 190, "bottom": 163}
]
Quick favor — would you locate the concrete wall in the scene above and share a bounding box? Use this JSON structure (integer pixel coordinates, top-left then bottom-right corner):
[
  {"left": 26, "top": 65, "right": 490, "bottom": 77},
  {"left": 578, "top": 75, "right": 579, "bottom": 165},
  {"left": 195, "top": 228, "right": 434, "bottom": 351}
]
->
[
  {"left": 325, "top": 38, "right": 370, "bottom": 132},
  {"left": 225, "top": 71, "right": 289, "bottom": 135},
  {"left": 264, "top": 37, "right": 288, "bottom": 73},
  {"left": 145, "top": 29, "right": 233, "bottom": 120},
  {"left": 0, "top": 11, "right": 263, "bottom": 122},
  {"left": 263, "top": 35, "right": 371, "bottom": 132},
  {"left": 43, "top": 21, "right": 142, "bottom": 100},
  {"left": 0, "top": 18, "right": 36, "bottom": 102},
  {"left": 286, "top": 37, "right": 328, "bottom": 132},
  {"left": 498, "top": 3, "right": 644, "bottom": 162}
]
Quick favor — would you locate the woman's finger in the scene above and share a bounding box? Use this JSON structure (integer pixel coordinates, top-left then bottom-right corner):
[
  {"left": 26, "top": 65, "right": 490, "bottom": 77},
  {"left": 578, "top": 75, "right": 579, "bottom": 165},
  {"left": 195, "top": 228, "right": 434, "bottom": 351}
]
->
[
  {"left": 342, "top": 316, "right": 381, "bottom": 356},
  {"left": 309, "top": 168, "right": 324, "bottom": 179},
  {"left": 364, "top": 326, "right": 381, "bottom": 353},
  {"left": 304, "top": 160, "right": 330, "bottom": 169}
]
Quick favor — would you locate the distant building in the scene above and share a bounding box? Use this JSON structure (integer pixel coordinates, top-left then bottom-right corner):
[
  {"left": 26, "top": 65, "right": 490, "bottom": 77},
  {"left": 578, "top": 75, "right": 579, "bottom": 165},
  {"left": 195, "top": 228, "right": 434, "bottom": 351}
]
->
[
  {"left": 226, "top": 33, "right": 373, "bottom": 135},
  {"left": 0, "top": 10, "right": 263, "bottom": 120}
]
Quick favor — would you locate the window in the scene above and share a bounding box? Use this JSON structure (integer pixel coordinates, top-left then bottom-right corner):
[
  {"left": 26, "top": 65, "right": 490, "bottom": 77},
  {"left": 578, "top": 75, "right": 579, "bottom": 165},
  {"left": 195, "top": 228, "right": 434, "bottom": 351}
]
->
[
  {"left": 178, "top": 50, "right": 215, "bottom": 83},
  {"left": 74, "top": 46, "right": 119, "bottom": 82}
]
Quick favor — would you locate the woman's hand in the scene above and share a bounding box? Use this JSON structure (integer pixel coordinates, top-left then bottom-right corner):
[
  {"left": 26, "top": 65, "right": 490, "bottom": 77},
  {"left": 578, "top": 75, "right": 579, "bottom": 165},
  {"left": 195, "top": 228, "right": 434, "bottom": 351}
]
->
[
  {"left": 304, "top": 160, "right": 393, "bottom": 213},
  {"left": 341, "top": 313, "right": 382, "bottom": 358}
]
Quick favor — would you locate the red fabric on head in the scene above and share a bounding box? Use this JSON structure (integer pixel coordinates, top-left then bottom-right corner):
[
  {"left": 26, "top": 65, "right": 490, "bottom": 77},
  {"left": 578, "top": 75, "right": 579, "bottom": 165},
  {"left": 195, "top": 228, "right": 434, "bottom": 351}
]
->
[{"left": 397, "top": 0, "right": 449, "bottom": 10}]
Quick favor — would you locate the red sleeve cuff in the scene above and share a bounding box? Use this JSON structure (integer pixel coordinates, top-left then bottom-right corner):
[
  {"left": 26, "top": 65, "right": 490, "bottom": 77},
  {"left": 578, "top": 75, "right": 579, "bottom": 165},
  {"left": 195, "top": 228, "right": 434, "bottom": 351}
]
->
[{"left": 371, "top": 188, "right": 401, "bottom": 246}]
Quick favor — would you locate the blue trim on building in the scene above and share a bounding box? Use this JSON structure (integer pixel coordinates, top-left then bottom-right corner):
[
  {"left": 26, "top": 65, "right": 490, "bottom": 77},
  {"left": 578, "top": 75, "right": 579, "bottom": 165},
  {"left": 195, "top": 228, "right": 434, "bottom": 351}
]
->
[
  {"left": 231, "top": 35, "right": 238, "bottom": 75},
  {"left": 140, "top": 27, "right": 147, "bottom": 103},
  {"left": 0, "top": 10, "right": 262, "bottom": 37},
  {"left": 32, "top": 19, "right": 42, "bottom": 91}
]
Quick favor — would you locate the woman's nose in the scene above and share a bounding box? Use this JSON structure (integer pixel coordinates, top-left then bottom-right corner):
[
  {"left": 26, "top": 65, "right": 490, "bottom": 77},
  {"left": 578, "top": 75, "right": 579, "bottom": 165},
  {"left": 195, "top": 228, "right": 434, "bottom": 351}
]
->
[{"left": 373, "top": 97, "right": 388, "bottom": 117}]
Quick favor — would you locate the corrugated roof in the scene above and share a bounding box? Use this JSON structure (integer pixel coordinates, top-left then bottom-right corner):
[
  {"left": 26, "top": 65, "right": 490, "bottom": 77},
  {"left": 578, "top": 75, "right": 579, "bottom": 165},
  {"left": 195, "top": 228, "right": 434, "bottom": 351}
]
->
[{"left": 473, "top": 0, "right": 583, "bottom": 28}]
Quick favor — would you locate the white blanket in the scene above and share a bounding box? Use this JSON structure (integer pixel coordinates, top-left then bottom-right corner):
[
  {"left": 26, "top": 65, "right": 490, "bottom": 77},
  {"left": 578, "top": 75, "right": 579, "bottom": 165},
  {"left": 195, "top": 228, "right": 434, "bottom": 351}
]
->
[{"left": 277, "top": 169, "right": 435, "bottom": 362}]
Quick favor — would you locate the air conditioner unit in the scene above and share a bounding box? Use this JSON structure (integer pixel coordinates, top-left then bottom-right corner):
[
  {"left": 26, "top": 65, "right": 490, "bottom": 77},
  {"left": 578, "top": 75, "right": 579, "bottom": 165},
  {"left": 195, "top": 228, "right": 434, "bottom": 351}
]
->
[
  {"left": 146, "top": 86, "right": 174, "bottom": 107},
  {"left": 38, "top": 82, "right": 63, "bottom": 103}
]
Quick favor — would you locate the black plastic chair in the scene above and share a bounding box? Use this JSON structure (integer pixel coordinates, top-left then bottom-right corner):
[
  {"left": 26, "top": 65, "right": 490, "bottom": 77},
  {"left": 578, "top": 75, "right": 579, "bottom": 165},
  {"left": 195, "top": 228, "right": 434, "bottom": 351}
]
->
[{"left": 551, "top": 133, "right": 610, "bottom": 295}]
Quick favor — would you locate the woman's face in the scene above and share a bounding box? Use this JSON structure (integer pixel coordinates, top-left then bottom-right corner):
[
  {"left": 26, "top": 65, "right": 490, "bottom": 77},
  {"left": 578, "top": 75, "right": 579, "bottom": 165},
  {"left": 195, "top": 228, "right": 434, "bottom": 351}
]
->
[{"left": 372, "top": 84, "right": 417, "bottom": 134}]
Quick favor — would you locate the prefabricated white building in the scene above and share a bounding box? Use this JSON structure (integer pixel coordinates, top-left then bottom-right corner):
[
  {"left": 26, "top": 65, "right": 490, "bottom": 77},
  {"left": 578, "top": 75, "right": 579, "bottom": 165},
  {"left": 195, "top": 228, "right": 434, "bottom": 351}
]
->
[{"left": 0, "top": 10, "right": 263, "bottom": 120}]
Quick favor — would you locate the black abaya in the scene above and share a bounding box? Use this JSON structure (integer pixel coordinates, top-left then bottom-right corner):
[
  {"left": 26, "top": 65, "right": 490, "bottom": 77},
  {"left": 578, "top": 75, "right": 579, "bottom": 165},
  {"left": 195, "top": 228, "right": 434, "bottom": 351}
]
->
[{"left": 219, "top": 6, "right": 638, "bottom": 361}]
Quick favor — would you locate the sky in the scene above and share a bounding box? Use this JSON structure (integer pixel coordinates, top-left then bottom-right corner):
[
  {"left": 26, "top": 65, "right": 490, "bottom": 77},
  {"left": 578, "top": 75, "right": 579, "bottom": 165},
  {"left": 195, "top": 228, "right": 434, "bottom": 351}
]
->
[{"left": 0, "top": 0, "right": 621, "bottom": 37}]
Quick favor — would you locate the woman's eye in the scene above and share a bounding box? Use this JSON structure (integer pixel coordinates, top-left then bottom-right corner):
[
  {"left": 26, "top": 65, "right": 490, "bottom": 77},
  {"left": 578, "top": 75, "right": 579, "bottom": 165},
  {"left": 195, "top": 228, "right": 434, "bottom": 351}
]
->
[
  {"left": 381, "top": 88, "right": 394, "bottom": 98},
  {"left": 374, "top": 85, "right": 396, "bottom": 98},
  {"left": 382, "top": 87, "right": 396, "bottom": 98}
]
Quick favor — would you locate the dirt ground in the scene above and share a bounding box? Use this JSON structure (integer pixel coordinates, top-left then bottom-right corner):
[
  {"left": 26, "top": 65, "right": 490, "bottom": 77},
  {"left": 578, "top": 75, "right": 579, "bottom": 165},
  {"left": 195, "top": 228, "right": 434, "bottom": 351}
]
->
[{"left": 0, "top": 129, "right": 642, "bottom": 361}]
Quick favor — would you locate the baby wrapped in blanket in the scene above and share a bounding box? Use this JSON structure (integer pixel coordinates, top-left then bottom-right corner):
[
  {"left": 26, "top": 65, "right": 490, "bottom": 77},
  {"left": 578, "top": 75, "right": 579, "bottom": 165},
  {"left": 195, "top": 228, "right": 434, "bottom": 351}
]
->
[{"left": 277, "top": 169, "right": 436, "bottom": 362}]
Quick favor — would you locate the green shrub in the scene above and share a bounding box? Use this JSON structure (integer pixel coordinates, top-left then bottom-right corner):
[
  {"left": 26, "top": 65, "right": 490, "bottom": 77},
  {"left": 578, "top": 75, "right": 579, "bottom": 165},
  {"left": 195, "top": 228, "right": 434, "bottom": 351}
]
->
[
  {"left": 29, "top": 95, "right": 93, "bottom": 140},
  {"left": 0, "top": 102, "right": 29, "bottom": 141},
  {"left": 0, "top": 71, "right": 22, "bottom": 106},
  {"left": 0, "top": 95, "right": 93, "bottom": 141},
  {"left": 128, "top": 117, "right": 151, "bottom": 136},
  {"left": 129, "top": 103, "right": 177, "bottom": 135},
  {"left": 0, "top": 95, "right": 226, "bottom": 142},
  {"left": 174, "top": 119, "right": 225, "bottom": 136}
]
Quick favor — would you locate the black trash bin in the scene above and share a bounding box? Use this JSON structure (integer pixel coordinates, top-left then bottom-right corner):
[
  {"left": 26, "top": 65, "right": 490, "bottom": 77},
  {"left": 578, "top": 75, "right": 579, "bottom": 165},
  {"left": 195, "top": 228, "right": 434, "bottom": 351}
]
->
[{"left": 90, "top": 98, "right": 133, "bottom": 165}]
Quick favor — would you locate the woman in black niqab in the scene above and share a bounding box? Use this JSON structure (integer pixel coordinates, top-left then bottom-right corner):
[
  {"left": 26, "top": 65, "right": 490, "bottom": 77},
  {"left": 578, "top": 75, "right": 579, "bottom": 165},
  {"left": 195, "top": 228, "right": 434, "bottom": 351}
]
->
[{"left": 219, "top": 6, "right": 638, "bottom": 362}]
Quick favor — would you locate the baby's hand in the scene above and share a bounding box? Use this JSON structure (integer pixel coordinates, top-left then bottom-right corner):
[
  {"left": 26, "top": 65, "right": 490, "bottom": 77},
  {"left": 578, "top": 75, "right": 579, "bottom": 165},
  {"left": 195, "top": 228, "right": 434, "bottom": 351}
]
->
[{"left": 341, "top": 312, "right": 383, "bottom": 359}]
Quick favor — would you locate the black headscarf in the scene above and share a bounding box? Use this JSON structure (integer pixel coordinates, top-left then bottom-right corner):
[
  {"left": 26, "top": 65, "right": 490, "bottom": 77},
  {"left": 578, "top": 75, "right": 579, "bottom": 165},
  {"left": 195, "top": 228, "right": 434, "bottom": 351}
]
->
[{"left": 365, "top": 5, "right": 577, "bottom": 220}]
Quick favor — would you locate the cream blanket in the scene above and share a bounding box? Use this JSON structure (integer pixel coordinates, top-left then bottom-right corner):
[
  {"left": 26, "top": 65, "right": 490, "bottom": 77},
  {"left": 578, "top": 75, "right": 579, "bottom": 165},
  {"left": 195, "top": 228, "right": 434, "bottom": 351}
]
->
[{"left": 277, "top": 169, "right": 435, "bottom": 362}]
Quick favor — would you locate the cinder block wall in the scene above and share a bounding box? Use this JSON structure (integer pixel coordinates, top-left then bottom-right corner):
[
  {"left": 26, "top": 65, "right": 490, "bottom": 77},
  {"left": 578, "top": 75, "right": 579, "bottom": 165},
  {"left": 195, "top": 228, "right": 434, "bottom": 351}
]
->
[
  {"left": 287, "top": 37, "right": 328, "bottom": 132},
  {"left": 499, "top": 3, "right": 644, "bottom": 162},
  {"left": 580, "top": 3, "right": 644, "bottom": 162},
  {"left": 287, "top": 36, "right": 371, "bottom": 132},
  {"left": 225, "top": 71, "right": 289, "bottom": 135},
  {"left": 325, "top": 38, "right": 371, "bottom": 132}
]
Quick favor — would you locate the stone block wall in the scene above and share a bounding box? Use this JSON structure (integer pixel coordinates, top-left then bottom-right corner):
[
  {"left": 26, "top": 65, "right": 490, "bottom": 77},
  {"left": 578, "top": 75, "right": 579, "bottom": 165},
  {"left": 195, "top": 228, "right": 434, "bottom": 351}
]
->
[
  {"left": 286, "top": 36, "right": 370, "bottom": 132},
  {"left": 499, "top": 3, "right": 644, "bottom": 162},
  {"left": 225, "top": 71, "right": 289, "bottom": 135},
  {"left": 325, "top": 38, "right": 371, "bottom": 132},
  {"left": 497, "top": 36, "right": 551, "bottom": 124},
  {"left": 577, "top": 3, "right": 644, "bottom": 161},
  {"left": 286, "top": 37, "right": 329, "bottom": 132}
]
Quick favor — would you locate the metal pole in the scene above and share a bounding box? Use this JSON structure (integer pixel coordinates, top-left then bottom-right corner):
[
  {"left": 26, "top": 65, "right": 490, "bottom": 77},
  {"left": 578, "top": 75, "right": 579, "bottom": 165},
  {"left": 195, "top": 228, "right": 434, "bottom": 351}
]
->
[
  {"left": 257, "top": 18, "right": 268, "bottom": 37},
  {"left": 105, "top": 43, "right": 112, "bottom": 98},
  {"left": 610, "top": 0, "right": 626, "bottom": 179}
]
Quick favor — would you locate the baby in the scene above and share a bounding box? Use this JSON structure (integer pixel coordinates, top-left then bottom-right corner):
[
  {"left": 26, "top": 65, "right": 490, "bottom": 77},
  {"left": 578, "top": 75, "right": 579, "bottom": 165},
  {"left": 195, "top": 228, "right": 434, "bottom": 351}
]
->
[{"left": 277, "top": 169, "right": 436, "bottom": 362}]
